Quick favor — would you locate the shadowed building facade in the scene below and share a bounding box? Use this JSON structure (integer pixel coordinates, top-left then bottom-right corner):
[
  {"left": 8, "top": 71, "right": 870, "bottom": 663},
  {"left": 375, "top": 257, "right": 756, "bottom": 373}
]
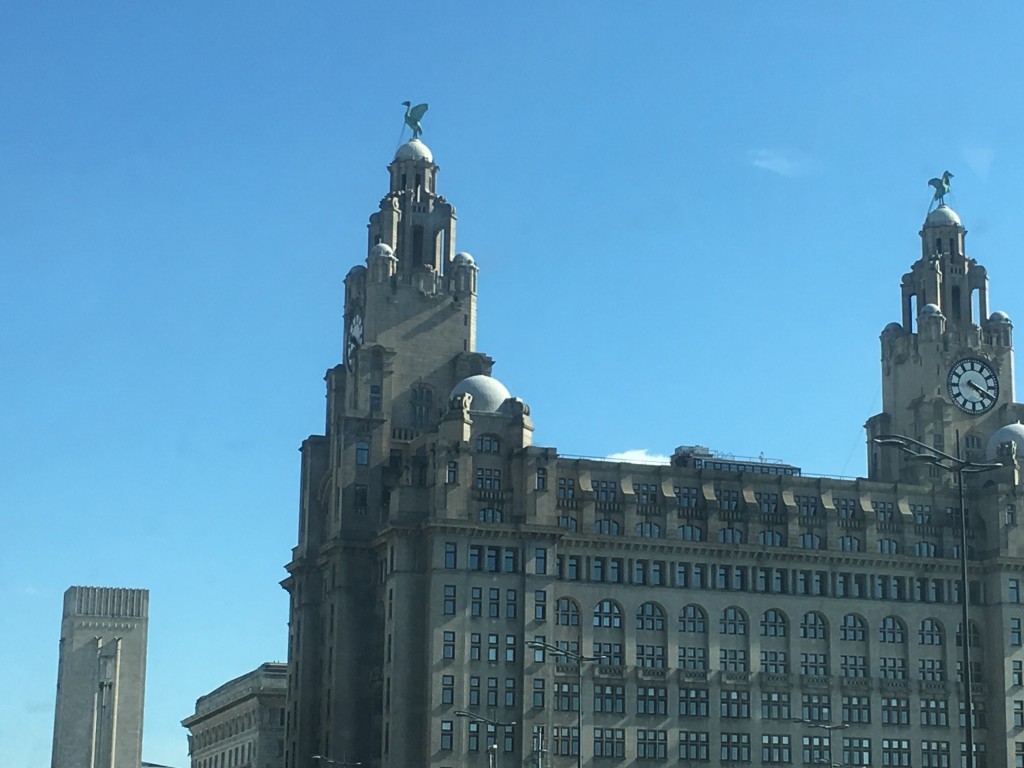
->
[
  {"left": 282, "top": 136, "right": 1024, "bottom": 768},
  {"left": 51, "top": 585, "right": 149, "bottom": 768}
]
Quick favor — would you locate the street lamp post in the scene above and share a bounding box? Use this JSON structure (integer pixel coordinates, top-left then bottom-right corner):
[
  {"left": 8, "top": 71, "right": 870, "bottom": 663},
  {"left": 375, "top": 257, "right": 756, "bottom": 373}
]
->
[
  {"left": 454, "top": 709, "right": 516, "bottom": 768},
  {"left": 527, "top": 640, "right": 607, "bottom": 768},
  {"left": 872, "top": 432, "right": 1002, "bottom": 768}
]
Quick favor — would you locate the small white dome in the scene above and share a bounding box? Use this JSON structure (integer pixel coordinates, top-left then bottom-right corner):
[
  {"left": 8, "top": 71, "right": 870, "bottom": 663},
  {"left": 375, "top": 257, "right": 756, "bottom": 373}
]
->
[
  {"left": 453, "top": 252, "right": 475, "bottom": 266},
  {"left": 986, "top": 423, "right": 1024, "bottom": 459},
  {"left": 450, "top": 375, "right": 511, "bottom": 413},
  {"left": 394, "top": 139, "right": 433, "bottom": 163},
  {"left": 925, "top": 204, "right": 961, "bottom": 227},
  {"left": 370, "top": 243, "right": 395, "bottom": 259},
  {"left": 919, "top": 303, "right": 943, "bottom": 318},
  {"left": 990, "top": 310, "right": 1012, "bottom": 324}
]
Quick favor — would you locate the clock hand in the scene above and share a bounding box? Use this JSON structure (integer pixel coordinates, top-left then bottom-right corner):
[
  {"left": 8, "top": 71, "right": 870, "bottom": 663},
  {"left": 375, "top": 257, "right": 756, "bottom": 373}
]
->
[{"left": 966, "top": 380, "right": 993, "bottom": 400}]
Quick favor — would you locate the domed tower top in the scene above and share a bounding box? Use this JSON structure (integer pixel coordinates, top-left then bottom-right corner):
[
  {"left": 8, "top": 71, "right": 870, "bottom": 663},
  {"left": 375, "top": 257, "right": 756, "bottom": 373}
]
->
[{"left": 367, "top": 107, "right": 458, "bottom": 275}]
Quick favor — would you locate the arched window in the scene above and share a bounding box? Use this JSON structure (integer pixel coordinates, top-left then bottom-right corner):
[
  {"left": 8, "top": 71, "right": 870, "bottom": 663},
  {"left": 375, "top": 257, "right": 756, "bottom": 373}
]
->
[
  {"left": 760, "top": 609, "right": 787, "bottom": 637},
  {"left": 838, "top": 536, "right": 862, "bottom": 552},
  {"left": 800, "top": 612, "right": 828, "bottom": 640},
  {"left": 840, "top": 614, "right": 867, "bottom": 642},
  {"left": 410, "top": 384, "right": 433, "bottom": 427},
  {"left": 719, "top": 527, "right": 744, "bottom": 544},
  {"left": 476, "top": 434, "right": 500, "bottom": 453},
  {"left": 593, "top": 600, "right": 621, "bottom": 628},
  {"left": 635, "top": 521, "right": 661, "bottom": 538},
  {"left": 879, "top": 616, "right": 906, "bottom": 644},
  {"left": 798, "top": 533, "right": 822, "bottom": 550},
  {"left": 478, "top": 508, "right": 503, "bottom": 523},
  {"left": 557, "top": 516, "right": 577, "bottom": 531},
  {"left": 678, "top": 605, "right": 707, "bottom": 633},
  {"left": 720, "top": 607, "right": 747, "bottom": 635},
  {"left": 919, "top": 618, "right": 944, "bottom": 646},
  {"left": 877, "top": 539, "right": 899, "bottom": 555},
  {"left": 595, "top": 518, "right": 620, "bottom": 535},
  {"left": 914, "top": 541, "right": 937, "bottom": 558},
  {"left": 556, "top": 598, "right": 580, "bottom": 626},
  {"left": 759, "top": 529, "right": 783, "bottom": 547},
  {"left": 678, "top": 524, "right": 704, "bottom": 541},
  {"left": 355, "top": 441, "right": 369, "bottom": 465},
  {"left": 637, "top": 602, "right": 665, "bottom": 631}
]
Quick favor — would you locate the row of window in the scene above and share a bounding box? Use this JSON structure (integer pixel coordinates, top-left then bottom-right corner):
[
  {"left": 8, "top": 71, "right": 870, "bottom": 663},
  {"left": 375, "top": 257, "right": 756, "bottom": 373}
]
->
[
  {"left": 522, "top": 683, "right": 978, "bottom": 727},
  {"left": 439, "top": 725, "right": 986, "bottom": 766},
  {"left": 544, "top": 599, "right": 974, "bottom": 648}
]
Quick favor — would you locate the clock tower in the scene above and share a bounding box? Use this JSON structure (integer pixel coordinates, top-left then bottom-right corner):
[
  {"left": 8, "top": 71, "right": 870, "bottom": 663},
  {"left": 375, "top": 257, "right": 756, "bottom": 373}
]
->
[{"left": 866, "top": 194, "right": 1023, "bottom": 482}]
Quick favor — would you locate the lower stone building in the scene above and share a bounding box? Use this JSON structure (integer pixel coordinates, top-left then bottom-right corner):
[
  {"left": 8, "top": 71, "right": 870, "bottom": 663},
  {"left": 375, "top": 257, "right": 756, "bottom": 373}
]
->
[
  {"left": 281, "top": 125, "right": 1024, "bottom": 768},
  {"left": 182, "top": 662, "right": 286, "bottom": 768}
]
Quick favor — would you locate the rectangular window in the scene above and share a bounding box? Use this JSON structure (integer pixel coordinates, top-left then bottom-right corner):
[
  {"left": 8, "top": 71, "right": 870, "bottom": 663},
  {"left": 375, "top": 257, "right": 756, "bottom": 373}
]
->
[
  {"left": 536, "top": 467, "right": 548, "bottom": 490},
  {"left": 881, "top": 698, "right": 909, "bottom": 726},
  {"left": 761, "top": 650, "right": 788, "bottom": 674},
  {"left": 446, "top": 461, "right": 458, "bottom": 484},
  {"left": 594, "top": 684, "right": 625, "bottom": 714},
  {"left": 800, "top": 652, "right": 828, "bottom": 676},
  {"left": 843, "top": 695, "right": 871, "bottom": 724},
  {"left": 593, "top": 728, "right": 625, "bottom": 759},
  {"left": 721, "top": 733, "right": 751, "bottom": 763},
  {"left": 761, "top": 691, "right": 791, "bottom": 719},
  {"left": 637, "top": 686, "right": 669, "bottom": 716},
  {"left": 441, "top": 674, "right": 454, "bottom": 705},
  {"left": 1013, "top": 618, "right": 1022, "bottom": 646},
  {"left": 506, "top": 589, "right": 517, "bottom": 619},
  {"left": 442, "top": 631, "right": 455, "bottom": 659},
  {"left": 557, "top": 478, "right": 576, "bottom": 499},
  {"left": 443, "top": 542, "right": 457, "bottom": 569},
  {"left": 761, "top": 734, "right": 791, "bottom": 764},
  {"left": 442, "top": 585, "right": 456, "bottom": 615},
  {"left": 1014, "top": 660, "right": 1023, "bottom": 687},
  {"left": 720, "top": 649, "right": 748, "bottom": 672},
  {"left": 440, "top": 721, "right": 453, "bottom": 751},
  {"left": 470, "top": 633, "right": 481, "bottom": 661},
  {"left": 881, "top": 739, "right": 910, "bottom": 767},
  {"left": 801, "top": 693, "right": 831, "bottom": 722},
  {"left": 532, "top": 678, "right": 544, "bottom": 708},
  {"left": 680, "top": 731, "right": 710, "bottom": 762},
  {"left": 679, "top": 687, "right": 710, "bottom": 717},
  {"left": 535, "top": 547, "right": 547, "bottom": 575},
  {"left": 843, "top": 737, "right": 872, "bottom": 767},
  {"left": 555, "top": 682, "right": 580, "bottom": 712},
  {"left": 921, "top": 698, "right": 949, "bottom": 727},
  {"left": 720, "top": 689, "right": 751, "bottom": 718},
  {"left": 921, "top": 741, "right": 950, "bottom": 768},
  {"left": 552, "top": 726, "right": 578, "bottom": 757},
  {"left": 637, "top": 729, "right": 667, "bottom": 760}
]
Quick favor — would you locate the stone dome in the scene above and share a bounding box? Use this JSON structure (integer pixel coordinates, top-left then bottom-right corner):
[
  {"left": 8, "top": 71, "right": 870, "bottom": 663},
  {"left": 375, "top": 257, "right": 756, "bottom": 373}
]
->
[
  {"left": 453, "top": 252, "right": 475, "bottom": 266},
  {"left": 919, "top": 303, "right": 943, "bottom": 318},
  {"left": 450, "top": 375, "right": 511, "bottom": 413},
  {"left": 925, "top": 204, "right": 961, "bottom": 227},
  {"left": 394, "top": 139, "right": 433, "bottom": 163},
  {"left": 990, "top": 310, "right": 1012, "bottom": 324},
  {"left": 987, "top": 422, "right": 1024, "bottom": 459},
  {"left": 370, "top": 243, "right": 395, "bottom": 259},
  {"left": 882, "top": 321, "right": 905, "bottom": 335}
]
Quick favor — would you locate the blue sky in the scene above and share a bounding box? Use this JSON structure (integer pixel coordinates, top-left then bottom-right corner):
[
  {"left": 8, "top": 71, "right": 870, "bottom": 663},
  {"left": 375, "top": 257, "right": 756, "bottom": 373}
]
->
[{"left": 4, "top": 3, "right": 1024, "bottom": 766}]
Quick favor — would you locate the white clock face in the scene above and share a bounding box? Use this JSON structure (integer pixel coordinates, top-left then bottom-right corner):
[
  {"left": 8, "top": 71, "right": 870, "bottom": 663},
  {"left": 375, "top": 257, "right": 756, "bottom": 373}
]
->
[{"left": 947, "top": 358, "right": 999, "bottom": 414}]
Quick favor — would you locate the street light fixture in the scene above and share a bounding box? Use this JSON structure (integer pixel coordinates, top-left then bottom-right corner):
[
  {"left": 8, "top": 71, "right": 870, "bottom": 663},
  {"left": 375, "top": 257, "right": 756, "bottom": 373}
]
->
[
  {"left": 454, "top": 710, "right": 516, "bottom": 768},
  {"left": 792, "top": 718, "right": 849, "bottom": 765},
  {"left": 872, "top": 432, "right": 1002, "bottom": 768},
  {"left": 310, "top": 756, "right": 362, "bottom": 767},
  {"left": 527, "top": 640, "right": 607, "bottom": 768}
]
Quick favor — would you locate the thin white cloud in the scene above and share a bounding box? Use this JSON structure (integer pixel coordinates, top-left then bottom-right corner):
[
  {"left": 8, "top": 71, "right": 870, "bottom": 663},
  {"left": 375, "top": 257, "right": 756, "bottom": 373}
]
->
[
  {"left": 750, "top": 149, "right": 805, "bottom": 178},
  {"left": 605, "top": 449, "right": 671, "bottom": 464},
  {"left": 961, "top": 145, "right": 994, "bottom": 178}
]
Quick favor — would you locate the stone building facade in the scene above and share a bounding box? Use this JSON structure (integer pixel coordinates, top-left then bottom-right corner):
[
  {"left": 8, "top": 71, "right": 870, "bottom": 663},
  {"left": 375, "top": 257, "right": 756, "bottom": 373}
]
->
[
  {"left": 51, "top": 585, "right": 149, "bottom": 768},
  {"left": 282, "top": 133, "right": 1024, "bottom": 768},
  {"left": 182, "top": 662, "right": 287, "bottom": 768}
]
